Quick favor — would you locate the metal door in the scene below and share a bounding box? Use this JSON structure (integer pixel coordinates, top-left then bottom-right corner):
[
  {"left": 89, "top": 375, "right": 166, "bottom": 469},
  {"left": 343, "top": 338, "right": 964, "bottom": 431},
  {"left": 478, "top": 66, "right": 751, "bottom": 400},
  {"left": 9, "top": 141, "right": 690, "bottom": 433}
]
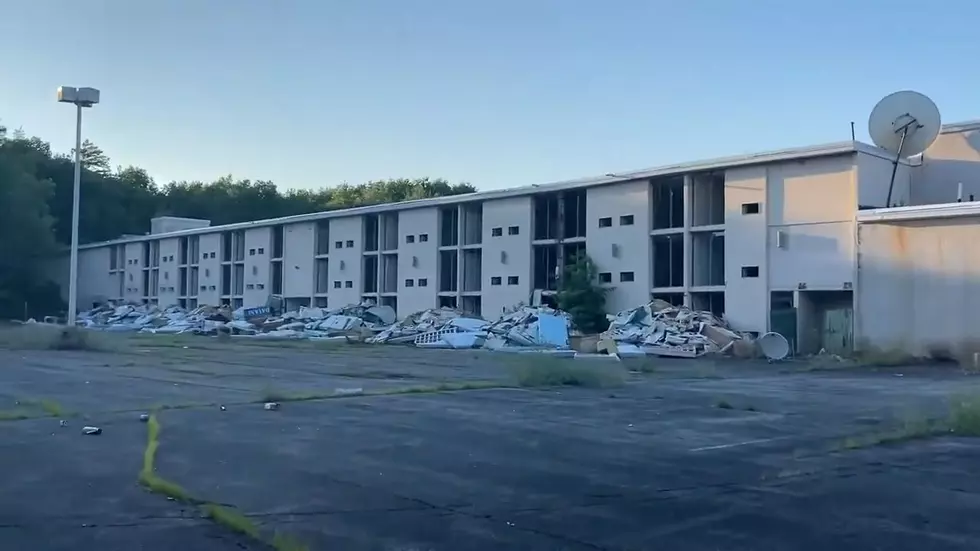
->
[{"left": 822, "top": 308, "right": 853, "bottom": 355}]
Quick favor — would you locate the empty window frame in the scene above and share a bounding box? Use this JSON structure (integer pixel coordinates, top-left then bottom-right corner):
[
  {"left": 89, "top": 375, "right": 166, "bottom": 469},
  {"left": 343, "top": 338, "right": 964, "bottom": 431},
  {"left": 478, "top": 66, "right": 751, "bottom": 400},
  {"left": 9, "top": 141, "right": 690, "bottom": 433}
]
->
[
  {"left": 599, "top": 217, "right": 612, "bottom": 228},
  {"left": 652, "top": 176, "right": 684, "bottom": 230},
  {"left": 741, "top": 266, "right": 759, "bottom": 278},
  {"left": 741, "top": 202, "right": 760, "bottom": 215},
  {"left": 652, "top": 235, "right": 684, "bottom": 288},
  {"left": 619, "top": 215, "right": 634, "bottom": 226}
]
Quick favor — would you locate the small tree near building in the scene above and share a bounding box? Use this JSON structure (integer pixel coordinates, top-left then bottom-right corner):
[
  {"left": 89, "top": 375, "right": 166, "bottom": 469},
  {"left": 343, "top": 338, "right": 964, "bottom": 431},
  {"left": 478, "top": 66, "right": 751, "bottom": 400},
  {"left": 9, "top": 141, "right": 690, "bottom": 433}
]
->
[{"left": 556, "top": 252, "right": 609, "bottom": 334}]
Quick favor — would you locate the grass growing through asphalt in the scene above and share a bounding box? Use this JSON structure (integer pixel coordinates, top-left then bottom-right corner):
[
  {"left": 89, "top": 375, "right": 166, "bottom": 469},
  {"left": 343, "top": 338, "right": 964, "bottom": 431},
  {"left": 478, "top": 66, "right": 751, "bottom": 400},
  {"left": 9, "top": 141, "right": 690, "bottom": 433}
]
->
[
  {"left": 837, "top": 394, "right": 980, "bottom": 451},
  {"left": 138, "top": 414, "right": 192, "bottom": 502},
  {"left": 509, "top": 357, "right": 626, "bottom": 388},
  {"left": 138, "top": 414, "right": 309, "bottom": 550}
]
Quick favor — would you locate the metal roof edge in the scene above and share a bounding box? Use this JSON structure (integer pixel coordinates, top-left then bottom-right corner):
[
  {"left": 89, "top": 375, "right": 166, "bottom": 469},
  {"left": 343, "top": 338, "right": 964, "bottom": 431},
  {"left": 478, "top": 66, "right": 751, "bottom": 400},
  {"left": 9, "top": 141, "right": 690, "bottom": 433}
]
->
[
  {"left": 79, "top": 140, "right": 859, "bottom": 250},
  {"left": 857, "top": 202, "right": 980, "bottom": 223},
  {"left": 940, "top": 119, "right": 980, "bottom": 134}
]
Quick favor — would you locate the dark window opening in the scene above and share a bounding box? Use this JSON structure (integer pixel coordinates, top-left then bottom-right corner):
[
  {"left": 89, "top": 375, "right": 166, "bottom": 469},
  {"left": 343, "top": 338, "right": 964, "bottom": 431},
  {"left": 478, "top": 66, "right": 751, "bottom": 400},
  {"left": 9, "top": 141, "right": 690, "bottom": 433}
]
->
[
  {"left": 741, "top": 202, "right": 760, "bottom": 215},
  {"left": 598, "top": 272, "right": 612, "bottom": 283},
  {"left": 620, "top": 214, "right": 634, "bottom": 226},
  {"left": 599, "top": 217, "right": 612, "bottom": 228},
  {"left": 490, "top": 276, "right": 502, "bottom": 286},
  {"left": 741, "top": 266, "right": 759, "bottom": 278},
  {"left": 620, "top": 271, "right": 635, "bottom": 282}
]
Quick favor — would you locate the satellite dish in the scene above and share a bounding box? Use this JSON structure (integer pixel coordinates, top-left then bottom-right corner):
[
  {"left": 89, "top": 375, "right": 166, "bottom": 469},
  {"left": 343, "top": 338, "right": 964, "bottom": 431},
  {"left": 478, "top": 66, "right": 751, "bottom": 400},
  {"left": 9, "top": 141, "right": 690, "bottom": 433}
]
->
[{"left": 868, "top": 91, "right": 942, "bottom": 207}]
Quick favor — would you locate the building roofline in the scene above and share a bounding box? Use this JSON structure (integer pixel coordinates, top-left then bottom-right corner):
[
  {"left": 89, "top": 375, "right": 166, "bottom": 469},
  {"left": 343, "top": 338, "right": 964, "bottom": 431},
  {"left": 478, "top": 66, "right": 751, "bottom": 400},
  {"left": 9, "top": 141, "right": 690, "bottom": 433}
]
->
[
  {"left": 857, "top": 201, "right": 980, "bottom": 223},
  {"left": 940, "top": 119, "right": 980, "bottom": 134},
  {"left": 80, "top": 140, "right": 874, "bottom": 250}
]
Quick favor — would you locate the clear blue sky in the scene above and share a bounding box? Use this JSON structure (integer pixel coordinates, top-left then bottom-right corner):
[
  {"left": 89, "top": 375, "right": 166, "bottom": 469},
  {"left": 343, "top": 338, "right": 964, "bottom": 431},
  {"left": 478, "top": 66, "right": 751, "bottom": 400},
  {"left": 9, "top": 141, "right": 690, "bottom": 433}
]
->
[{"left": 1, "top": 1, "right": 976, "bottom": 191}]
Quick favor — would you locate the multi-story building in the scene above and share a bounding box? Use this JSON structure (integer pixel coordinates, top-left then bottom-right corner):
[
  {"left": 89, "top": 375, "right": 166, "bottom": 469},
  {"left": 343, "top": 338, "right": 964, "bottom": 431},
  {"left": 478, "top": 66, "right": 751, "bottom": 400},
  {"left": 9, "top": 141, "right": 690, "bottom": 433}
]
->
[{"left": 53, "top": 120, "right": 980, "bottom": 354}]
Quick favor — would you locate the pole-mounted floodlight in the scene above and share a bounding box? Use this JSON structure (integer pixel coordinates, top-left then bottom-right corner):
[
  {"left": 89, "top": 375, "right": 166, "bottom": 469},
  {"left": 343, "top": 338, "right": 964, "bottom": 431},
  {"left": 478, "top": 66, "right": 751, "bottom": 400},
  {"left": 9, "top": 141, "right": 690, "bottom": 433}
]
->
[{"left": 57, "top": 86, "right": 101, "bottom": 326}]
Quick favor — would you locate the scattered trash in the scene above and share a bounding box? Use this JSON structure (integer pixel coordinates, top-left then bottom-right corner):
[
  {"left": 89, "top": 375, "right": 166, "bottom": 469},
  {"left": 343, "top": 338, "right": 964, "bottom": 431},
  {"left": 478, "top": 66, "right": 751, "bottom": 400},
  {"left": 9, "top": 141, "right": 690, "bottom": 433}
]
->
[
  {"left": 334, "top": 388, "right": 364, "bottom": 396},
  {"left": 139, "top": 413, "right": 150, "bottom": 422},
  {"left": 59, "top": 420, "right": 68, "bottom": 427},
  {"left": 220, "top": 405, "right": 226, "bottom": 411},
  {"left": 601, "top": 300, "right": 747, "bottom": 358},
  {"left": 82, "top": 426, "right": 102, "bottom": 435},
  {"left": 263, "top": 402, "right": 280, "bottom": 411}
]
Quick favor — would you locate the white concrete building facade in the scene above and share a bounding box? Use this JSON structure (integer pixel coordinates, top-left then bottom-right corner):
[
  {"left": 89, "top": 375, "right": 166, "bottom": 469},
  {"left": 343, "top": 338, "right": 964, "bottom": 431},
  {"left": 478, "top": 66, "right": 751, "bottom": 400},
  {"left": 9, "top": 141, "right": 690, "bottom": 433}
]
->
[{"left": 58, "top": 121, "right": 980, "bottom": 353}]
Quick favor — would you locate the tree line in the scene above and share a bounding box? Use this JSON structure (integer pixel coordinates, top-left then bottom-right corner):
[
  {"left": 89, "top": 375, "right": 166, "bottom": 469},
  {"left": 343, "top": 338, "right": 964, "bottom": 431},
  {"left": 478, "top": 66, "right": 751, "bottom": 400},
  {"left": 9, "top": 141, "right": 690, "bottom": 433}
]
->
[{"left": 0, "top": 122, "right": 475, "bottom": 318}]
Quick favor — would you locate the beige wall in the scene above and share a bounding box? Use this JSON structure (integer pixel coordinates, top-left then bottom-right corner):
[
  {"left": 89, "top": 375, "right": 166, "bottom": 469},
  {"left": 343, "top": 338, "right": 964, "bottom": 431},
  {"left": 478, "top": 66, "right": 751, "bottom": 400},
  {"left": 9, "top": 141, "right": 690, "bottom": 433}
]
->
[
  {"left": 857, "top": 217, "right": 980, "bottom": 356},
  {"left": 767, "top": 155, "right": 857, "bottom": 292},
  {"left": 915, "top": 128, "right": 980, "bottom": 205}
]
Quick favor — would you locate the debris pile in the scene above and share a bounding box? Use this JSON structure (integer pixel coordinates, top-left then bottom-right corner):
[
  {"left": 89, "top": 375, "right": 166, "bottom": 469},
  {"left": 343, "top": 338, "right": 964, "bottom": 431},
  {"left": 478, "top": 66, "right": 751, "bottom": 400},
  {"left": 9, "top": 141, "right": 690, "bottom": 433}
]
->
[
  {"left": 74, "top": 301, "right": 573, "bottom": 351},
  {"left": 601, "top": 299, "right": 743, "bottom": 358}
]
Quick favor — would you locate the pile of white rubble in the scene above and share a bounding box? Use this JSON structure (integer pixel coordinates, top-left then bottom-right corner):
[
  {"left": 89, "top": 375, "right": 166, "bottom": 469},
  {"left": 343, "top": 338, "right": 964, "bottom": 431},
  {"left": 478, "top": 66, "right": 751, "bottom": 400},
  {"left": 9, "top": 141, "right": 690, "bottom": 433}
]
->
[
  {"left": 600, "top": 299, "right": 744, "bottom": 358},
  {"left": 75, "top": 302, "right": 574, "bottom": 351}
]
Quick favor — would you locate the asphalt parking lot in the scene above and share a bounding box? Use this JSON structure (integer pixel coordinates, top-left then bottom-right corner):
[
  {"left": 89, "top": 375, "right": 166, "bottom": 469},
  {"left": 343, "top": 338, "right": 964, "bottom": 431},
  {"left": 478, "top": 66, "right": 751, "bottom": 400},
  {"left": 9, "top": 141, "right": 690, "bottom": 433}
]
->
[{"left": 3, "top": 335, "right": 980, "bottom": 550}]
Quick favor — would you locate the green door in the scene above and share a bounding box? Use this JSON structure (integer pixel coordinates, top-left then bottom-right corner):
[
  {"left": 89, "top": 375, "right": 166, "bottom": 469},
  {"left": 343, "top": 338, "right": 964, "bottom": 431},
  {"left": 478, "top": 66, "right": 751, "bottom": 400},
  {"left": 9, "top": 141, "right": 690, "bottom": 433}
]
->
[
  {"left": 822, "top": 308, "right": 853, "bottom": 355},
  {"left": 769, "top": 308, "right": 798, "bottom": 356}
]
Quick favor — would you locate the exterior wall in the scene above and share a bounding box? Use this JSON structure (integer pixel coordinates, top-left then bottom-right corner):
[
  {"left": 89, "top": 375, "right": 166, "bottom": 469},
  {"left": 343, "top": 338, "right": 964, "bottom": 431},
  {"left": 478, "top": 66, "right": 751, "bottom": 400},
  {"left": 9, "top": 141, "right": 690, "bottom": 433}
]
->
[
  {"left": 767, "top": 155, "right": 857, "bottom": 292},
  {"left": 914, "top": 128, "right": 980, "bottom": 204},
  {"left": 328, "top": 216, "right": 364, "bottom": 307},
  {"left": 724, "top": 165, "right": 769, "bottom": 333},
  {"left": 857, "top": 152, "right": 912, "bottom": 208},
  {"left": 482, "top": 196, "right": 532, "bottom": 319},
  {"left": 283, "top": 222, "right": 314, "bottom": 299},
  {"left": 124, "top": 242, "right": 144, "bottom": 301},
  {"left": 397, "top": 207, "right": 439, "bottom": 316},
  {"left": 158, "top": 238, "right": 180, "bottom": 307},
  {"left": 586, "top": 179, "right": 651, "bottom": 313},
  {"left": 77, "top": 247, "right": 113, "bottom": 308},
  {"left": 856, "top": 217, "right": 980, "bottom": 356},
  {"left": 243, "top": 227, "right": 271, "bottom": 306},
  {"left": 198, "top": 233, "right": 221, "bottom": 305}
]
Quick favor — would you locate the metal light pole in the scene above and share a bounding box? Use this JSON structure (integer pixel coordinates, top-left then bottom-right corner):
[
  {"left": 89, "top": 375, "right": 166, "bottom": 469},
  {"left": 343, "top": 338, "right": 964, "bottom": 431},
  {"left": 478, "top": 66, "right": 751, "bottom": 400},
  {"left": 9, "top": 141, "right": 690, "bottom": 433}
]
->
[{"left": 57, "top": 86, "right": 100, "bottom": 325}]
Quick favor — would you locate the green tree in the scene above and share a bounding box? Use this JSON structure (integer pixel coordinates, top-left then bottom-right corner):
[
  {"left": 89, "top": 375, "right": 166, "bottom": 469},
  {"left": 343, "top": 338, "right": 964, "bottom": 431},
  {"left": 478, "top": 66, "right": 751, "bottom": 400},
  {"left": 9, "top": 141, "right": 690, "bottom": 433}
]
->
[
  {"left": 0, "top": 142, "right": 59, "bottom": 317},
  {"left": 556, "top": 252, "right": 609, "bottom": 334},
  {"left": 76, "top": 139, "right": 111, "bottom": 175}
]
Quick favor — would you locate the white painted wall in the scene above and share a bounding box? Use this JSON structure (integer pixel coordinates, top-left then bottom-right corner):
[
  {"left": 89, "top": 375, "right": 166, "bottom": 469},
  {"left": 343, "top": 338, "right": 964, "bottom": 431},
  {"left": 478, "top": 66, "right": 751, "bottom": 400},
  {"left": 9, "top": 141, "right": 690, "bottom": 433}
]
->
[
  {"left": 857, "top": 217, "right": 980, "bottom": 356},
  {"left": 244, "top": 227, "right": 271, "bottom": 306},
  {"left": 397, "top": 207, "right": 439, "bottom": 316},
  {"left": 158, "top": 238, "right": 180, "bottom": 306},
  {"left": 724, "top": 165, "right": 769, "bottom": 333},
  {"left": 482, "top": 196, "right": 532, "bottom": 319},
  {"left": 767, "top": 155, "right": 857, "bottom": 292},
  {"left": 76, "top": 247, "right": 113, "bottom": 308},
  {"left": 283, "top": 222, "right": 314, "bottom": 299},
  {"left": 328, "top": 217, "right": 364, "bottom": 307},
  {"left": 198, "top": 233, "right": 221, "bottom": 305},
  {"left": 586, "top": 179, "right": 651, "bottom": 313},
  {"left": 124, "top": 242, "right": 143, "bottom": 301}
]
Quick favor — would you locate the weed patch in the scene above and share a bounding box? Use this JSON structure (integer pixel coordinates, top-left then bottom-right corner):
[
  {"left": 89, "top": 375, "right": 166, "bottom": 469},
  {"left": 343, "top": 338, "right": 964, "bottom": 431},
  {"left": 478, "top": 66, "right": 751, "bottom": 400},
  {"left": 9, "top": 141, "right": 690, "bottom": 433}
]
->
[
  {"left": 510, "top": 358, "right": 625, "bottom": 388},
  {"left": 0, "top": 325, "right": 113, "bottom": 352}
]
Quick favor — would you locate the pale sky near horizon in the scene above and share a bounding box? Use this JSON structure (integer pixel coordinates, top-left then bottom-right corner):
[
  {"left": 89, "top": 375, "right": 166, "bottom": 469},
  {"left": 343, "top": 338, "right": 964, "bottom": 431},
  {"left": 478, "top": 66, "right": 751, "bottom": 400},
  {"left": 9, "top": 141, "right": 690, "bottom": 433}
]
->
[{"left": 1, "top": 1, "right": 977, "bottom": 192}]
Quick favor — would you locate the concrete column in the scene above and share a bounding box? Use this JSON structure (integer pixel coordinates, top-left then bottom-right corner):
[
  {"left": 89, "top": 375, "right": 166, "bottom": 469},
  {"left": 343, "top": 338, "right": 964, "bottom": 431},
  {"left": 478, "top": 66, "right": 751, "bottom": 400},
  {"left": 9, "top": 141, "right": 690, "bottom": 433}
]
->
[
  {"left": 456, "top": 205, "right": 464, "bottom": 304},
  {"left": 682, "top": 174, "right": 693, "bottom": 307}
]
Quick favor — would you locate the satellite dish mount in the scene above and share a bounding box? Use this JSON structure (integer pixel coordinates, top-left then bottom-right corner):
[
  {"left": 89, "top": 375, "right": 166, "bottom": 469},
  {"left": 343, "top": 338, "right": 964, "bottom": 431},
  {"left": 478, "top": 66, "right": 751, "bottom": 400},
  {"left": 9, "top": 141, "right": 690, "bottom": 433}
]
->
[{"left": 867, "top": 91, "right": 941, "bottom": 207}]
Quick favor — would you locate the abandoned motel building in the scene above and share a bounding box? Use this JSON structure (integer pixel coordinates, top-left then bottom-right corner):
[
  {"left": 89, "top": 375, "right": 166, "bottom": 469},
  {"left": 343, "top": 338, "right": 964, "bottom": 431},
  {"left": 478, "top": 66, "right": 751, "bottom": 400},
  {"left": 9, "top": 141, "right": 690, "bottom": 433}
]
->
[{"left": 51, "top": 120, "right": 980, "bottom": 357}]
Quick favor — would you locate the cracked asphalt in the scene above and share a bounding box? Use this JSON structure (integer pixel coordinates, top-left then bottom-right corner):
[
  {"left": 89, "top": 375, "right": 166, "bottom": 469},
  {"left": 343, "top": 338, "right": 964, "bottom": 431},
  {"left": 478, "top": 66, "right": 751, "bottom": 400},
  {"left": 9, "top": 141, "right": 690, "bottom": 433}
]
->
[{"left": 3, "top": 337, "right": 980, "bottom": 550}]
